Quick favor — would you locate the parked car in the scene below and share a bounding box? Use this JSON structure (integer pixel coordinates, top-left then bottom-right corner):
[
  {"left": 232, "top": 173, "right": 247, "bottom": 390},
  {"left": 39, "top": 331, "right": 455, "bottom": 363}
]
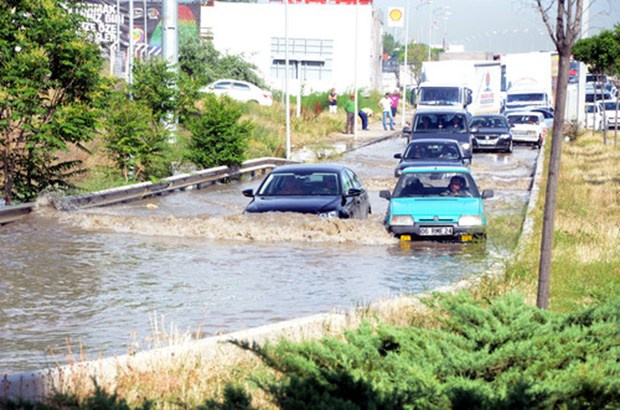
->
[
  {"left": 585, "top": 102, "right": 604, "bottom": 130},
  {"left": 242, "top": 164, "right": 371, "bottom": 219},
  {"left": 506, "top": 111, "right": 547, "bottom": 148},
  {"left": 201, "top": 79, "right": 273, "bottom": 106},
  {"left": 602, "top": 100, "right": 620, "bottom": 129},
  {"left": 379, "top": 166, "right": 493, "bottom": 242},
  {"left": 392, "top": 139, "right": 467, "bottom": 177},
  {"left": 402, "top": 108, "right": 474, "bottom": 159},
  {"left": 469, "top": 115, "right": 513, "bottom": 153}
]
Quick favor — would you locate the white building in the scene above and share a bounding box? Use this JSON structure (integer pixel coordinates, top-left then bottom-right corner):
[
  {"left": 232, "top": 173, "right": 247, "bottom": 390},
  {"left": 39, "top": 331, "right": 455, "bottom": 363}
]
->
[{"left": 200, "top": 1, "right": 383, "bottom": 95}]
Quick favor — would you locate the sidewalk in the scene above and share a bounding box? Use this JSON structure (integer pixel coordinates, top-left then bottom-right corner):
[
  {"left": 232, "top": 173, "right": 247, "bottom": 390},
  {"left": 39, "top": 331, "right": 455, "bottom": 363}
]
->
[{"left": 291, "top": 109, "right": 410, "bottom": 162}]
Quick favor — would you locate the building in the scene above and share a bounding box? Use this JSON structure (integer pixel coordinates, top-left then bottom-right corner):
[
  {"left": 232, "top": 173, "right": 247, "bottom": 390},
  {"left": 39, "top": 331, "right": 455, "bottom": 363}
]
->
[{"left": 200, "top": 0, "right": 383, "bottom": 94}]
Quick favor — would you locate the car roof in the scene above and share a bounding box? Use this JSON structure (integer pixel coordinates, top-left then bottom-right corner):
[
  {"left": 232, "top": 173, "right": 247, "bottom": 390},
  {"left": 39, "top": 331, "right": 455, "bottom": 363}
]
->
[
  {"left": 402, "top": 165, "right": 470, "bottom": 174},
  {"left": 414, "top": 107, "right": 469, "bottom": 115},
  {"left": 470, "top": 114, "right": 506, "bottom": 119},
  {"left": 270, "top": 164, "right": 348, "bottom": 174},
  {"left": 506, "top": 111, "right": 543, "bottom": 117},
  {"left": 407, "top": 138, "right": 461, "bottom": 145}
]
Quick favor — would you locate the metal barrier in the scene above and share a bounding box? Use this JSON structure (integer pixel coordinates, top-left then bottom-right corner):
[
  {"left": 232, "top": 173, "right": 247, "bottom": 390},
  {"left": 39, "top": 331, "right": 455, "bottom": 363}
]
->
[{"left": 0, "top": 157, "right": 296, "bottom": 225}]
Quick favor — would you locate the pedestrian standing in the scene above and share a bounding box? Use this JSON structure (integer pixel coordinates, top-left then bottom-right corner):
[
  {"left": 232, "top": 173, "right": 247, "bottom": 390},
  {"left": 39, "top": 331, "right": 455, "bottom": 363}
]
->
[
  {"left": 344, "top": 93, "right": 355, "bottom": 134},
  {"left": 378, "top": 93, "right": 395, "bottom": 130},
  {"left": 328, "top": 88, "right": 338, "bottom": 114},
  {"left": 389, "top": 89, "right": 401, "bottom": 117}
]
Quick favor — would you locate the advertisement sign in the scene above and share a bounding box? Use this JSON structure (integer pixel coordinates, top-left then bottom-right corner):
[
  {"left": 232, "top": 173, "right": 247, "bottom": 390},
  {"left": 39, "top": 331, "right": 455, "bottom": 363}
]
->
[{"left": 387, "top": 7, "right": 404, "bottom": 28}]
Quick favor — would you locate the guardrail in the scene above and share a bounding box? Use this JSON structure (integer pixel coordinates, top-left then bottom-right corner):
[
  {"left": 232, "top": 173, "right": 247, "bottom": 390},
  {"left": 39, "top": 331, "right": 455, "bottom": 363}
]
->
[{"left": 0, "top": 157, "right": 296, "bottom": 226}]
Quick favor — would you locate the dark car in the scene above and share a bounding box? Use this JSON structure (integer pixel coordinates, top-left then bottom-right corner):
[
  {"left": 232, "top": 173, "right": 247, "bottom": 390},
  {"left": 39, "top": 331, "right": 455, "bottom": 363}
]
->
[
  {"left": 469, "top": 115, "right": 513, "bottom": 153},
  {"left": 402, "top": 108, "right": 474, "bottom": 160},
  {"left": 393, "top": 138, "right": 467, "bottom": 177},
  {"left": 242, "top": 164, "right": 371, "bottom": 219}
]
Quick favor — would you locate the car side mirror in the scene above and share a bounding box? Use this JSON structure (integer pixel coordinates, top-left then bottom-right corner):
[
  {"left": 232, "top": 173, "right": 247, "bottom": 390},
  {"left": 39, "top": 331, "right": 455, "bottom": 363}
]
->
[
  {"left": 379, "top": 190, "right": 392, "bottom": 200},
  {"left": 402, "top": 126, "right": 411, "bottom": 134},
  {"left": 346, "top": 188, "right": 362, "bottom": 197},
  {"left": 482, "top": 189, "right": 494, "bottom": 199},
  {"left": 394, "top": 153, "right": 402, "bottom": 159},
  {"left": 242, "top": 189, "right": 254, "bottom": 198}
]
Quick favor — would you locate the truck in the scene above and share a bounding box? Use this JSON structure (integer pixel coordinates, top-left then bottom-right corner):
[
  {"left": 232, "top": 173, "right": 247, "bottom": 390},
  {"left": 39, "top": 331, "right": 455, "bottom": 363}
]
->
[
  {"left": 412, "top": 60, "right": 502, "bottom": 115},
  {"left": 499, "top": 51, "right": 555, "bottom": 112}
]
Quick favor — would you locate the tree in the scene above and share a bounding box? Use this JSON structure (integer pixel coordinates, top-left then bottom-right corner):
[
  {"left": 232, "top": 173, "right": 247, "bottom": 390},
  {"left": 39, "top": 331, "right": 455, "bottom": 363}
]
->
[
  {"left": 184, "top": 94, "right": 252, "bottom": 169},
  {"left": 404, "top": 42, "right": 433, "bottom": 84},
  {"left": 0, "top": 0, "right": 103, "bottom": 205},
  {"left": 535, "top": 0, "right": 583, "bottom": 309},
  {"left": 131, "top": 59, "right": 179, "bottom": 123},
  {"left": 178, "top": 37, "right": 265, "bottom": 88},
  {"left": 101, "top": 83, "right": 171, "bottom": 182},
  {"left": 382, "top": 33, "right": 401, "bottom": 57},
  {"left": 572, "top": 27, "right": 620, "bottom": 145}
]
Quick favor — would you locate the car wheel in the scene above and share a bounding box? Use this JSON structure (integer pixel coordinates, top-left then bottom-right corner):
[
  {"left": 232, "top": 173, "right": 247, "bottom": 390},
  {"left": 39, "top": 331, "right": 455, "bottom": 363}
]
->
[
  {"left": 506, "top": 141, "right": 513, "bottom": 153},
  {"left": 537, "top": 136, "right": 543, "bottom": 149}
]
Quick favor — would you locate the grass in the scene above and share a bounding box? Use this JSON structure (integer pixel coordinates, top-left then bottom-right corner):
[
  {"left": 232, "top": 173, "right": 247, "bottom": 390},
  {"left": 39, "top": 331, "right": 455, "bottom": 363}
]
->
[{"left": 8, "top": 129, "right": 619, "bottom": 409}]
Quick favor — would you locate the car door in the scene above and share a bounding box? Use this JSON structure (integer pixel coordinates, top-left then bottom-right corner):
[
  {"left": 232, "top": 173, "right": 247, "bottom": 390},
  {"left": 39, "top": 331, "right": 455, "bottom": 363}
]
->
[
  {"left": 343, "top": 169, "right": 369, "bottom": 219},
  {"left": 211, "top": 80, "right": 232, "bottom": 97},
  {"left": 231, "top": 81, "right": 252, "bottom": 103}
]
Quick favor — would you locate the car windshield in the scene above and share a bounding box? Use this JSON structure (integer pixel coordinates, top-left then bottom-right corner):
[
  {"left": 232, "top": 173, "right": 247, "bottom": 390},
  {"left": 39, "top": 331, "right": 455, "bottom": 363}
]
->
[
  {"left": 586, "top": 104, "right": 599, "bottom": 113},
  {"left": 603, "top": 102, "right": 619, "bottom": 111},
  {"left": 507, "top": 93, "right": 545, "bottom": 102},
  {"left": 585, "top": 92, "right": 612, "bottom": 102},
  {"left": 413, "top": 113, "right": 467, "bottom": 133},
  {"left": 418, "top": 87, "right": 460, "bottom": 105},
  {"left": 393, "top": 172, "right": 480, "bottom": 198},
  {"left": 257, "top": 172, "right": 340, "bottom": 196},
  {"left": 507, "top": 114, "right": 539, "bottom": 126},
  {"left": 470, "top": 116, "right": 508, "bottom": 129},
  {"left": 403, "top": 142, "right": 461, "bottom": 160}
]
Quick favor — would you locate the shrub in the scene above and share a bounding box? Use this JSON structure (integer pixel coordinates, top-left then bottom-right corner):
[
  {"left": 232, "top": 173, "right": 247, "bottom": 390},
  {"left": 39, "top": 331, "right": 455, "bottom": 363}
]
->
[{"left": 184, "top": 94, "right": 253, "bottom": 168}]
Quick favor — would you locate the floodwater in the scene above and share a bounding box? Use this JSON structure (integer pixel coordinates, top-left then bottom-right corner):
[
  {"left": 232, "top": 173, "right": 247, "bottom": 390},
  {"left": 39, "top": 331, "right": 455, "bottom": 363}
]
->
[{"left": 0, "top": 137, "right": 539, "bottom": 373}]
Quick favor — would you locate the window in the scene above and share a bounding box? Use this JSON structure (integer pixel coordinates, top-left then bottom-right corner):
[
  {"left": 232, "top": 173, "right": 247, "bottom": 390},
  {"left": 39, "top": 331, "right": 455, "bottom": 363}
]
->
[{"left": 271, "top": 37, "right": 333, "bottom": 81}]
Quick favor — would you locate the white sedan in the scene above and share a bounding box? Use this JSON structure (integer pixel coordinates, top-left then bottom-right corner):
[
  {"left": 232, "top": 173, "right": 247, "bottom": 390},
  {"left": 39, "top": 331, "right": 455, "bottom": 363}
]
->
[
  {"left": 506, "top": 111, "right": 547, "bottom": 148},
  {"left": 201, "top": 79, "right": 273, "bottom": 106}
]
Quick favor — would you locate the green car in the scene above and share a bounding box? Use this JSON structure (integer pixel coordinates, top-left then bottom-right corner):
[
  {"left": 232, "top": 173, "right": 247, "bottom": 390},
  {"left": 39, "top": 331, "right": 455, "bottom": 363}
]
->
[{"left": 380, "top": 165, "right": 494, "bottom": 242}]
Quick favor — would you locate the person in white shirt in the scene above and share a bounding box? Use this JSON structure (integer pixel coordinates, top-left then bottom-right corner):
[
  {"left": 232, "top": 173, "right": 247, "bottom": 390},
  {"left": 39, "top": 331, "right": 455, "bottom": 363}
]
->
[{"left": 378, "top": 93, "right": 395, "bottom": 130}]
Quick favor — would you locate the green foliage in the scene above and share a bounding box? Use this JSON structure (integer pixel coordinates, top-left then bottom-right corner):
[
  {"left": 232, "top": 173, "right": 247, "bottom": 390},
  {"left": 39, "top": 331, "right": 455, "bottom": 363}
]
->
[
  {"left": 572, "top": 28, "right": 620, "bottom": 76},
  {"left": 179, "top": 37, "right": 265, "bottom": 88},
  {"left": 101, "top": 84, "right": 171, "bottom": 182},
  {"left": 0, "top": 0, "right": 103, "bottom": 204},
  {"left": 184, "top": 94, "right": 252, "bottom": 168},
  {"left": 232, "top": 292, "right": 620, "bottom": 409},
  {"left": 383, "top": 33, "right": 402, "bottom": 57},
  {"left": 131, "top": 59, "right": 178, "bottom": 123}
]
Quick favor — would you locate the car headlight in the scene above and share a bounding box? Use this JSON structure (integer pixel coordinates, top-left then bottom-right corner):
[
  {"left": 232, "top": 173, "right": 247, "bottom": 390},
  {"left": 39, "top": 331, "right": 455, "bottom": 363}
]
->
[
  {"left": 318, "top": 210, "right": 339, "bottom": 219},
  {"left": 461, "top": 143, "right": 471, "bottom": 150},
  {"left": 458, "top": 215, "right": 483, "bottom": 227},
  {"left": 499, "top": 134, "right": 510, "bottom": 139},
  {"left": 391, "top": 215, "right": 414, "bottom": 226}
]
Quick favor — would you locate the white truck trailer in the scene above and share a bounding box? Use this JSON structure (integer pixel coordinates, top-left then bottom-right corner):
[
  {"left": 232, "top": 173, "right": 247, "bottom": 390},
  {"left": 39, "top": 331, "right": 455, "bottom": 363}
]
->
[
  {"left": 414, "top": 60, "right": 503, "bottom": 115},
  {"left": 499, "top": 51, "right": 555, "bottom": 111}
]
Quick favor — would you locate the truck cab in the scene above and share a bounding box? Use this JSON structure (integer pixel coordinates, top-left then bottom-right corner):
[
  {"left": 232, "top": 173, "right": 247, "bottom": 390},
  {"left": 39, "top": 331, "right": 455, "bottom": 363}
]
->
[
  {"left": 413, "top": 83, "right": 473, "bottom": 110},
  {"left": 504, "top": 88, "right": 552, "bottom": 111}
]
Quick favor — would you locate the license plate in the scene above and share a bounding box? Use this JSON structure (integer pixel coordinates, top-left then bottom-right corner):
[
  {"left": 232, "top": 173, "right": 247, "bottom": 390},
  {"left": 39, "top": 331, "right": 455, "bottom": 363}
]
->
[
  {"left": 419, "top": 226, "right": 453, "bottom": 236},
  {"left": 478, "top": 139, "right": 495, "bottom": 145}
]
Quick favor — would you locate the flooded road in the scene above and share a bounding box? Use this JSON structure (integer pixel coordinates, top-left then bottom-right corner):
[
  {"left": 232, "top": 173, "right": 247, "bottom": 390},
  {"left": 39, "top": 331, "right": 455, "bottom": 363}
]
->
[{"left": 0, "top": 136, "right": 539, "bottom": 373}]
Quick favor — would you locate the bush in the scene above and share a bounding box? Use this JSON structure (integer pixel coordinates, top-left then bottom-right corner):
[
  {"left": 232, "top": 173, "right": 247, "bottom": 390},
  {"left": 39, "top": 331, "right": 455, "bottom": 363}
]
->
[{"left": 184, "top": 94, "right": 253, "bottom": 169}]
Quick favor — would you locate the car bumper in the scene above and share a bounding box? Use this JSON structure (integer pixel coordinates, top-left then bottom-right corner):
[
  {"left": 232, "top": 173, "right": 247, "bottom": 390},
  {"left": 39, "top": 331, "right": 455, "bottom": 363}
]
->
[
  {"left": 473, "top": 137, "right": 511, "bottom": 150},
  {"left": 387, "top": 223, "right": 485, "bottom": 241}
]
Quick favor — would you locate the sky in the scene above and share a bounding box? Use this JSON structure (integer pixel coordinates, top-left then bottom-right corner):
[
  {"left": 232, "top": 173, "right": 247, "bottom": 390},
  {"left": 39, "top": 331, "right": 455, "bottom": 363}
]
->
[{"left": 374, "top": 0, "right": 620, "bottom": 54}]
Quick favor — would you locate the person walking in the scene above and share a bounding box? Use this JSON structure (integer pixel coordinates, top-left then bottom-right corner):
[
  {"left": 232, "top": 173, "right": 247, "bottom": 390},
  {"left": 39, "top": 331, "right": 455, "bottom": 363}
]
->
[
  {"left": 344, "top": 93, "right": 356, "bottom": 134},
  {"left": 378, "top": 92, "right": 395, "bottom": 130},
  {"left": 328, "top": 88, "right": 338, "bottom": 114}
]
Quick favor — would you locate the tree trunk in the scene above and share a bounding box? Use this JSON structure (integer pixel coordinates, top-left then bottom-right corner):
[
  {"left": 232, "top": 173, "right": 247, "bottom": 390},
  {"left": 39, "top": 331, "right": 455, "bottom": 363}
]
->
[{"left": 537, "top": 51, "right": 571, "bottom": 309}]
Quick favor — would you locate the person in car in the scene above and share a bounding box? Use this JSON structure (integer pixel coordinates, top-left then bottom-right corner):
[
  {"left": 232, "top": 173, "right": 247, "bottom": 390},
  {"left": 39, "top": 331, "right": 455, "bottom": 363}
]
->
[
  {"left": 278, "top": 176, "right": 304, "bottom": 195},
  {"left": 449, "top": 116, "right": 463, "bottom": 130},
  {"left": 443, "top": 175, "right": 469, "bottom": 197},
  {"left": 400, "top": 178, "right": 424, "bottom": 197}
]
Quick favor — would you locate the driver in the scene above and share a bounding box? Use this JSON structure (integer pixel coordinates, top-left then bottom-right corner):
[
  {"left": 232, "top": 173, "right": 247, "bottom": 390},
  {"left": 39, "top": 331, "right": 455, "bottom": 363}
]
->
[{"left": 444, "top": 175, "right": 468, "bottom": 197}]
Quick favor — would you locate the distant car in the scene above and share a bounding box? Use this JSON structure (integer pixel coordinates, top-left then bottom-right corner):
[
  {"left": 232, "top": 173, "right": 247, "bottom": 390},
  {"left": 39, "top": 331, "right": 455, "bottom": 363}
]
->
[
  {"left": 201, "top": 79, "right": 273, "bottom": 106},
  {"left": 403, "top": 108, "right": 474, "bottom": 159},
  {"left": 379, "top": 166, "right": 493, "bottom": 242},
  {"left": 242, "top": 164, "right": 371, "bottom": 219},
  {"left": 392, "top": 139, "right": 467, "bottom": 177},
  {"left": 506, "top": 111, "right": 547, "bottom": 148},
  {"left": 528, "top": 107, "right": 555, "bottom": 129},
  {"left": 469, "top": 115, "right": 513, "bottom": 153},
  {"left": 601, "top": 100, "right": 620, "bottom": 129},
  {"left": 585, "top": 102, "right": 604, "bottom": 130}
]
